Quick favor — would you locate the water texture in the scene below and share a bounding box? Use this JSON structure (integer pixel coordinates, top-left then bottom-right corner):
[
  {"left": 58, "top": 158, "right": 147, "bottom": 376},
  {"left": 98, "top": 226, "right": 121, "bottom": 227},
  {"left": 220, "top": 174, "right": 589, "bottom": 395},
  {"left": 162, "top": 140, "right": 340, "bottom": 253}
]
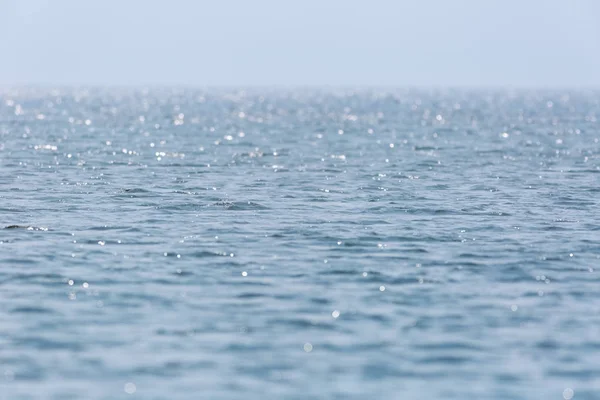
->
[{"left": 0, "top": 88, "right": 599, "bottom": 399}]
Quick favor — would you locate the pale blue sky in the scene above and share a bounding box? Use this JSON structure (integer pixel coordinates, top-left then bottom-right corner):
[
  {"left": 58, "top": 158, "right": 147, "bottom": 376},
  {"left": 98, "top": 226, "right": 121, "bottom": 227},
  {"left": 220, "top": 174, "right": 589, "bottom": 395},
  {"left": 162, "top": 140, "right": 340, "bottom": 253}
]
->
[{"left": 1, "top": 0, "right": 599, "bottom": 86}]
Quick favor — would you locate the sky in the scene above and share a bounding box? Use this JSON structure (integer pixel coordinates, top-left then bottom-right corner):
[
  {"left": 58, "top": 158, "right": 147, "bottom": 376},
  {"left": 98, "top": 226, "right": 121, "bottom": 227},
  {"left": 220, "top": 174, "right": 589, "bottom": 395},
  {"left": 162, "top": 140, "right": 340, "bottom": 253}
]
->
[{"left": 1, "top": 0, "right": 599, "bottom": 87}]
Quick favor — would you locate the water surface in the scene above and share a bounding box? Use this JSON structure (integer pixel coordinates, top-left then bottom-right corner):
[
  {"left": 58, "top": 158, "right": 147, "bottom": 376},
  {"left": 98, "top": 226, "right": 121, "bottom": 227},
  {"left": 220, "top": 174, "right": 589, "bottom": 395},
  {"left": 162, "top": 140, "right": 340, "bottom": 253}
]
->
[{"left": 1, "top": 88, "right": 599, "bottom": 399}]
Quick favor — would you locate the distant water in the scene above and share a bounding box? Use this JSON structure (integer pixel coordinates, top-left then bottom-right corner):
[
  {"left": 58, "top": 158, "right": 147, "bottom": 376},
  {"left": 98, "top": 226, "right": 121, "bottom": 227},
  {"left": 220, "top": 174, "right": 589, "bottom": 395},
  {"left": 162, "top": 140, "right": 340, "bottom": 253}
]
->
[{"left": 1, "top": 88, "right": 599, "bottom": 400}]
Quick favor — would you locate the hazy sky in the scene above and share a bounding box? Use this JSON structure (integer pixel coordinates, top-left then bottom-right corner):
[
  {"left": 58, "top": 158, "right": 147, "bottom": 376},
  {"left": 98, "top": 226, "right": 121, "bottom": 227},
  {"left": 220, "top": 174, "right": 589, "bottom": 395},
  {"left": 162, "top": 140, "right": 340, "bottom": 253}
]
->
[{"left": 1, "top": 0, "right": 599, "bottom": 87}]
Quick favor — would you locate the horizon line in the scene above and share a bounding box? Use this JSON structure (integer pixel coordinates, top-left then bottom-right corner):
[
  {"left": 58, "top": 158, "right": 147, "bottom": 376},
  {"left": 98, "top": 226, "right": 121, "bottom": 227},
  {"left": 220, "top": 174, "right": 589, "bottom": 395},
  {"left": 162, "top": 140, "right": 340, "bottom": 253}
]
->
[{"left": 2, "top": 83, "right": 600, "bottom": 91}]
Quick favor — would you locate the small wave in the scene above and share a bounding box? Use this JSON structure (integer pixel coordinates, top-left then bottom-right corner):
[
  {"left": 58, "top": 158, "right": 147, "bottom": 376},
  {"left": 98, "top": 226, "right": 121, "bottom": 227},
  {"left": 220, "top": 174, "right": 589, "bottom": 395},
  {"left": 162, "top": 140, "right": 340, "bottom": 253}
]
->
[
  {"left": 188, "top": 250, "right": 226, "bottom": 258},
  {"left": 115, "top": 188, "right": 154, "bottom": 198},
  {"left": 10, "top": 306, "right": 57, "bottom": 314},
  {"left": 4, "top": 225, "right": 48, "bottom": 231},
  {"left": 123, "top": 188, "right": 150, "bottom": 193},
  {"left": 210, "top": 201, "right": 268, "bottom": 210}
]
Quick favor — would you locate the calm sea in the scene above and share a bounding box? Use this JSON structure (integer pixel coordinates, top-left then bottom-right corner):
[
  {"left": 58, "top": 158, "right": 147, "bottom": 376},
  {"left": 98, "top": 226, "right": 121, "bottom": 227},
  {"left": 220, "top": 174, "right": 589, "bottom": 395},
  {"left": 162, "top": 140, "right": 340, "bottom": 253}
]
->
[{"left": 1, "top": 88, "right": 599, "bottom": 399}]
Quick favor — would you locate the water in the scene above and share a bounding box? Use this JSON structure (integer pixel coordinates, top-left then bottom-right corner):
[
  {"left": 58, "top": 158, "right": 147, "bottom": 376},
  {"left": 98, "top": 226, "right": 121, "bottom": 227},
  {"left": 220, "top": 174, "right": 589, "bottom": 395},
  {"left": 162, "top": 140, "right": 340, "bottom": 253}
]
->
[{"left": 1, "top": 88, "right": 599, "bottom": 399}]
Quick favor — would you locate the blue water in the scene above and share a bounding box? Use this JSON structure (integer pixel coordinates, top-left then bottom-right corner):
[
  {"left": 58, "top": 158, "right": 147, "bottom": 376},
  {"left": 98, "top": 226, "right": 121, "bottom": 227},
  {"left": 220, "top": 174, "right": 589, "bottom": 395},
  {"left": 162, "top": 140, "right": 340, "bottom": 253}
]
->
[{"left": 1, "top": 88, "right": 599, "bottom": 399}]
